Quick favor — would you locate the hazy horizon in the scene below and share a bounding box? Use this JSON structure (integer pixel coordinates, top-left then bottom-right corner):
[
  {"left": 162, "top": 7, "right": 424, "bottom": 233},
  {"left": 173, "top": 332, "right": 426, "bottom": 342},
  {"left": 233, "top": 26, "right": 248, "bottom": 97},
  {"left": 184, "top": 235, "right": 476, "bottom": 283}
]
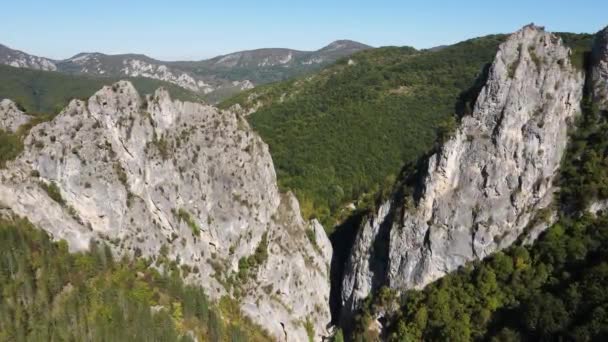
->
[{"left": 2, "top": 0, "right": 607, "bottom": 61}]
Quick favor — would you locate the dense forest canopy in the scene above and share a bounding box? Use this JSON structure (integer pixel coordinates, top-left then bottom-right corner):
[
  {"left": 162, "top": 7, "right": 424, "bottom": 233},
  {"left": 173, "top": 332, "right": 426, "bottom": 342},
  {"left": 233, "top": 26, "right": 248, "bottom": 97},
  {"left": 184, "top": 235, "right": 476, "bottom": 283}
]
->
[{"left": 0, "top": 217, "right": 270, "bottom": 342}]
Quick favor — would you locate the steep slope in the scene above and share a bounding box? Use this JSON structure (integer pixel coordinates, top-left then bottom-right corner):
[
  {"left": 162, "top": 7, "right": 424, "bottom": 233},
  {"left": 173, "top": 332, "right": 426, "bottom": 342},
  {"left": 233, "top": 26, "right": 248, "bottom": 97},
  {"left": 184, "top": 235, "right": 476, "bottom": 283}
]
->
[
  {"left": 0, "top": 44, "right": 57, "bottom": 71},
  {"left": 0, "top": 81, "right": 332, "bottom": 341},
  {"left": 221, "top": 35, "right": 506, "bottom": 229},
  {"left": 341, "top": 25, "right": 584, "bottom": 320}
]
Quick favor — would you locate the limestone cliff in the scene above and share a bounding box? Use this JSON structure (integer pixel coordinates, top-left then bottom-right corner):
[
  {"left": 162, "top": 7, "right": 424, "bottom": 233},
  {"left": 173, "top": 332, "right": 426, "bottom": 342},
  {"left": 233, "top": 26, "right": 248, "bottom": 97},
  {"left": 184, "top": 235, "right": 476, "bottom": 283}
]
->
[
  {"left": 341, "top": 25, "right": 584, "bottom": 317},
  {"left": 0, "top": 81, "right": 331, "bottom": 341}
]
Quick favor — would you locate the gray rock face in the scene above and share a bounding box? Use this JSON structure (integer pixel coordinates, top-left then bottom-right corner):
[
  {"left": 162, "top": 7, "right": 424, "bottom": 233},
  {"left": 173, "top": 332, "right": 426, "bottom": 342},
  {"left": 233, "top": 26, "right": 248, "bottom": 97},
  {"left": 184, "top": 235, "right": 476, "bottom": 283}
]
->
[
  {"left": 341, "top": 25, "right": 584, "bottom": 315},
  {"left": 592, "top": 26, "right": 608, "bottom": 110},
  {"left": 0, "top": 99, "right": 32, "bottom": 132},
  {"left": 0, "top": 81, "right": 331, "bottom": 341},
  {"left": 340, "top": 200, "right": 392, "bottom": 317}
]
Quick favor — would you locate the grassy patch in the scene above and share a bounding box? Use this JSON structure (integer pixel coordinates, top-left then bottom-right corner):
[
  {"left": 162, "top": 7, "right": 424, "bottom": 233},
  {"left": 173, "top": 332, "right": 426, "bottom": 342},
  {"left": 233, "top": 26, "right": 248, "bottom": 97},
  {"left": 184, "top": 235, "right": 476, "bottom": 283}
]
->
[
  {"left": 39, "top": 181, "right": 65, "bottom": 205},
  {"left": 304, "top": 318, "right": 315, "bottom": 342},
  {"left": 0, "top": 129, "right": 23, "bottom": 168},
  {"left": 113, "top": 162, "right": 128, "bottom": 186},
  {"left": 175, "top": 208, "right": 200, "bottom": 237},
  {"left": 237, "top": 232, "right": 269, "bottom": 282},
  {"left": 0, "top": 112, "right": 55, "bottom": 168},
  {"left": 528, "top": 46, "right": 542, "bottom": 69}
]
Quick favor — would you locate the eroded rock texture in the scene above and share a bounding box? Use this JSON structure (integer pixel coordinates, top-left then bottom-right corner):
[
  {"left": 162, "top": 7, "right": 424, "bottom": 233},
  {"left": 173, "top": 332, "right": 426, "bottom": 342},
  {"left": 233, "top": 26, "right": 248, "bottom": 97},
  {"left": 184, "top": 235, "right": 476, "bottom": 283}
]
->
[
  {"left": 341, "top": 25, "right": 584, "bottom": 317},
  {"left": 0, "top": 81, "right": 331, "bottom": 341}
]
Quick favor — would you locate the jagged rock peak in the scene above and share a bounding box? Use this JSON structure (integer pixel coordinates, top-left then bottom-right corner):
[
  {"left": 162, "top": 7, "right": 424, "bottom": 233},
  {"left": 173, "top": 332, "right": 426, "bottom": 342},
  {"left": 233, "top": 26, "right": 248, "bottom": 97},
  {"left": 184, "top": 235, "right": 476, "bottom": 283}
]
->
[
  {"left": 0, "top": 99, "right": 31, "bottom": 133},
  {"left": 88, "top": 80, "right": 141, "bottom": 115},
  {"left": 340, "top": 25, "right": 584, "bottom": 318},
  {"left": 0, "top": 81, "right": 332, "bottom": 341},
  {"left": 521, "top": 23, "right": 545, "bottom": 31}
]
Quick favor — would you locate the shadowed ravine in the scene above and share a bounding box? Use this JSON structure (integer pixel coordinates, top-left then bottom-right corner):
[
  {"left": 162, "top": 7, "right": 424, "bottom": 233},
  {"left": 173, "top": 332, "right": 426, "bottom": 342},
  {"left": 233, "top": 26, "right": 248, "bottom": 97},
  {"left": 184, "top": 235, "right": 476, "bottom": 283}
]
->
[{"left": 328, "top": 211, "right": 365, "bottom": 326}]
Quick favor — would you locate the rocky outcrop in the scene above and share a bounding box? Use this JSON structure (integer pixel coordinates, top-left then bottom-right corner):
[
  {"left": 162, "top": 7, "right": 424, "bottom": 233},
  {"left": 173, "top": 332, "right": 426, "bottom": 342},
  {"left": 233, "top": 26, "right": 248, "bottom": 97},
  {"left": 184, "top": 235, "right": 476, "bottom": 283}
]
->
[
  {"left": 0, "top": 99, "right": 31, "bottom": 132},
  {"left": 0, "top": 81, "right": 331, "bottom": 341},
  {"left": 121, "top": 58, "right": 215, "bottom": 93},
  {"left": 341, "top": 25, "right": 584, "bottom": 316},
  {"left": 340, "top": 200, "right": 392, "bottom": 316}
]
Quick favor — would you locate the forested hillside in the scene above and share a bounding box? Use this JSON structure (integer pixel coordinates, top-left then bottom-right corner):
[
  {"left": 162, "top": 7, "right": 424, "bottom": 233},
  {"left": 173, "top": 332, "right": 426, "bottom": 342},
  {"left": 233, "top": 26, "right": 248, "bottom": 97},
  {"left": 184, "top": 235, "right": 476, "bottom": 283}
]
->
[
  {"left": 0, "top": 217, "right": 270, "bottom": 342},
  {"left": 222, "top": 35, "right": 507, "bottom": 229},
  {"left": 0, "top": 64, "right": 202, "bottom": 114}
]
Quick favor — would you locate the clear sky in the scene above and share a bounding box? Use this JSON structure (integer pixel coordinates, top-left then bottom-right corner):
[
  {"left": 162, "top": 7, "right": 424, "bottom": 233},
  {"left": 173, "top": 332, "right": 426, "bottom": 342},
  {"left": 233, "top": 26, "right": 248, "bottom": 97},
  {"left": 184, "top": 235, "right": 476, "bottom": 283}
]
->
[{"left": 2, "top": 0, "right": 607, "bottom": 61}]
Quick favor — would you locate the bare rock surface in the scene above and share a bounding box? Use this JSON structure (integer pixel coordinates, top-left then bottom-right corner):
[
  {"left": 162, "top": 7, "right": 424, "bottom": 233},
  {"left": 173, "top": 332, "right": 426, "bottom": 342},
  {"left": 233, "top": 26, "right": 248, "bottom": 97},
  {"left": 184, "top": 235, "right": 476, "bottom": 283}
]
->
[
  {"left": 0, "top": 81, "right": 331, "bottom": 341},
  {"left": 341, "top": 25, "right": 584, "bottom": 316},
  {"left": 0, "top": 99, "right": 32, "bottom": 132}
]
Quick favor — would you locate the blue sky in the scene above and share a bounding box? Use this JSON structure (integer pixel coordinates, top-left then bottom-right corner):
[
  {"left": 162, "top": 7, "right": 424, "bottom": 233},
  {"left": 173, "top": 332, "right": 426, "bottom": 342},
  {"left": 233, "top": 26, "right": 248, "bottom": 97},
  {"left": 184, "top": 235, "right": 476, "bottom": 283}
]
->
[{"left": 2, "top": 0, "right": 607, "bottom": 61}]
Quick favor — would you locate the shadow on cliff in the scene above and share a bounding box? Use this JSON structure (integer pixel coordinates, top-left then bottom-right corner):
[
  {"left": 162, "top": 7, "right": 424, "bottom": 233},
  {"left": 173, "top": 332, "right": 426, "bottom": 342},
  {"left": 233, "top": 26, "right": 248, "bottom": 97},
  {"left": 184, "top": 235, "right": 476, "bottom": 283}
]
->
[
  {"left": 455, "top": 62, "right": 492, "bottom": 120},
  {"left": 329, "top": 210, "right": 366, "bottom": 325}
]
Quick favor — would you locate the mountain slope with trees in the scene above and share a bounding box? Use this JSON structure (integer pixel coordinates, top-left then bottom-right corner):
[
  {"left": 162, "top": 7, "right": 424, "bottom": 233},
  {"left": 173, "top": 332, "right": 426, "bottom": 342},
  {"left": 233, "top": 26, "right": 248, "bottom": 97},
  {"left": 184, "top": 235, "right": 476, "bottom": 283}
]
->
[
  {"left": 0, "top": 64, "right": 203, "bottom": 114},
  {"left": 222, "top": 35, "right": 508, "bottom": 229},
  {"left": 0, "top": 217, "right": 270, "bottom": 342}
]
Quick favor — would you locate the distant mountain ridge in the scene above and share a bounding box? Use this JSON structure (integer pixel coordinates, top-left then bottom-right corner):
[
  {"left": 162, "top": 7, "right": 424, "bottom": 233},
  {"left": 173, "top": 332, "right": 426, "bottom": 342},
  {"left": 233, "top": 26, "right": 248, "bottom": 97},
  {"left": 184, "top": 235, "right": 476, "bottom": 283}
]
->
[
  {"left": 0, "top": 40, "right": 371, "bottom": 102},
  {"left": 197, "top": 40, "right": 371, "bottom": 68},
  {"left": 0, "top": 44, "right": 57, "bottom": 71}
]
